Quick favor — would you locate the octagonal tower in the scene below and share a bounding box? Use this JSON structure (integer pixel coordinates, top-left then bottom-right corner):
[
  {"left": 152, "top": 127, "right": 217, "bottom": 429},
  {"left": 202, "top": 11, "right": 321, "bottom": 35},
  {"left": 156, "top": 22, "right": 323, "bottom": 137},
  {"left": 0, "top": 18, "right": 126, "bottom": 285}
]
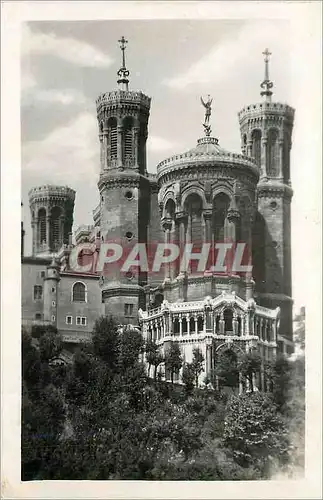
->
[
  {"left": 96, "top": 37, "right": 152, "bottom": 324},
  {"left": 238, "top": 49, "right": 295, "bottom": 348},
  {"left": 29, "top": 185, "right": 75, "bottom": 257}
]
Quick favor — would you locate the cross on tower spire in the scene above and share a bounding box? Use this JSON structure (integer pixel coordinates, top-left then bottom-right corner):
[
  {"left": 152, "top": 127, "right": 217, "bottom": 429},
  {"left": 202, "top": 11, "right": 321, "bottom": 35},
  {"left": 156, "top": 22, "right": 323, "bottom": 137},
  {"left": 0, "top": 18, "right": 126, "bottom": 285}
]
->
[
  {"left": 260, "top": 48, "right": 274, "bottom": 102},
  {"left": 117, "top": 36, "right": 130, "bottom": 90}
]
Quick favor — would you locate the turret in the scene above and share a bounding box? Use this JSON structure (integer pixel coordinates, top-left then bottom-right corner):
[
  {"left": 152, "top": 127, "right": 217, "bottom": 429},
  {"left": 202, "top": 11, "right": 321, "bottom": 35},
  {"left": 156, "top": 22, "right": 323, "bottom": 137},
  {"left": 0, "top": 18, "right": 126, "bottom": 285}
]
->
[
  {"left": 29, "top": 185, "right": 75, "bottom": 256},
  {"left": 238, "top": 49, "right": 295, "bottom": 349},
  {"left": 43, "top": 256, "right": 60, "bottom": 326},
  {"left": 96, "top": 37, "right": 152, "bottom": 324}
]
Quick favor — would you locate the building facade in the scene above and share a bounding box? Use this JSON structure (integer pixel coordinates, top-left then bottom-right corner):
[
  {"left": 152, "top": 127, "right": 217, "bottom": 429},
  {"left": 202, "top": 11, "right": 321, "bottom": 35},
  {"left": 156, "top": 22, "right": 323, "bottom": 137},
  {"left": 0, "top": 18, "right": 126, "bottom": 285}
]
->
[{"left": 21, "top": 41, "right": 295, "bottom": 380}]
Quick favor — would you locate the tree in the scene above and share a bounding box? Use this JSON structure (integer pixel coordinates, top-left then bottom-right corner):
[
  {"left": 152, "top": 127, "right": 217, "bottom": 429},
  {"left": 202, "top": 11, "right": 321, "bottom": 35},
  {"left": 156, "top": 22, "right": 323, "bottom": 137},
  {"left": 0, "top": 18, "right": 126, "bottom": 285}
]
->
[
  {"left": 265, "top": 354, "right": 292, "bottom": 412},
  {"left": 238, "top": 349, "right": 261, "bottom": 392},
  {"left": 191, "top": 347, "right": 205, "bottom": 387},
  {"left": 222, "top": 392, "right": 290, "bottom": 477},
  {"left": 145, "top": 339, "right": 164, "bottom": 379},
  {"left": 182, "top": 363, "right": 195, "bottom": 395},
  {"left": 39, "top": 330, "right": 63, "bottom": 362},
  {"left": 164, "top": 342, "right": 183, "bottom": 384},
  {"left": 213, "top": 349, "right": 239, "bottom": 391},
  {"left": 92, "top": 315, "right": 119, "bottom": 369}
]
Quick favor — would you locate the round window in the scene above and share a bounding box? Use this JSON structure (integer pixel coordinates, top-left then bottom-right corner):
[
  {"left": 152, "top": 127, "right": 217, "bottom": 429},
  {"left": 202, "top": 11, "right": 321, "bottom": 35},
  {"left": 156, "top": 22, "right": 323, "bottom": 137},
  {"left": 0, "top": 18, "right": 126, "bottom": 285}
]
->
[
  {"left": 126, "top": 271, "right": 134, "bottom": 280},
  {"left": 270, "top": 201, "right": 278, "bottom": 210},
  {"left": 125, "top": 231, "right": 134, "bottom": 240},
  {"left": 125, "top": 190, "right": 133, "bottom": 200},
  {"left": 272, "top": 241, "right": 278, "bottom": 248}
]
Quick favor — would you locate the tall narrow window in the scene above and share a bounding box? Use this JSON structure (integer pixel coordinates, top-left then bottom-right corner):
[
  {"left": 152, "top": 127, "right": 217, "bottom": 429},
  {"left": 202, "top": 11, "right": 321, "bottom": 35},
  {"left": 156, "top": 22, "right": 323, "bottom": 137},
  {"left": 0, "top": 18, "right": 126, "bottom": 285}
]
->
[
  {"left": 184, "top": 194, "right": 203, "bottom": 274},
  {"left": 251, "top": 129, "right": 262, "bottom": 166},
  {"left": 123, "top": 117, "right": 134, "bottom": 163},
  {"left": 224, "top": 309, "right": 233, "bottom": 333},
  {"left": 213, "top": 193, "right": 230, "bottom": 242},
  {"left": 33, "top": 285, "right": 43, "bottom": 300},
  {"left": 38, "top": 208, "right": 46, "bottom": 244},
  {"left": 107, "top": 117, "right": 117, "bottom": 160},
  {"left": 72, "top": 282, "right": 86, "bottom": 302},
  {"left": 267, "top": 128, "right": 279, "bottom": 177},
  {"left": 50, "top": 206, "right": 61, "bottom": 251},
  {"left": 124, "top": 303, "right": 134, "bottom": 317}
]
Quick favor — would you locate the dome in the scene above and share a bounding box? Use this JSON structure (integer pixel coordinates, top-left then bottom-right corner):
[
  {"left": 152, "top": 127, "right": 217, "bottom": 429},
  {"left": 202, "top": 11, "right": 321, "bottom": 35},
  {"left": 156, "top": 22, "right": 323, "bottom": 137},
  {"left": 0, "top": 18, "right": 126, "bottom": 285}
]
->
[{"left": 157, "top": 136, "right": 259, "bottom": 180}]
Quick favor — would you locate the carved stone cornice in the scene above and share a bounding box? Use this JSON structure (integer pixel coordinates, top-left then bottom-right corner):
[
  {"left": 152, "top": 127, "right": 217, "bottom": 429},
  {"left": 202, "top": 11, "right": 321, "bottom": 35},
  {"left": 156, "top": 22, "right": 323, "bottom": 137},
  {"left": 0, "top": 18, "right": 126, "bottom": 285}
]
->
[
  {"left": 98, "top": 172, "right": 151, "bottom": 191},
  {"left": 257, "top": 182, "right": 293, "bottom": 200},
  {"left": 158, "top": 165, "right": 258, "bottom": 191}
]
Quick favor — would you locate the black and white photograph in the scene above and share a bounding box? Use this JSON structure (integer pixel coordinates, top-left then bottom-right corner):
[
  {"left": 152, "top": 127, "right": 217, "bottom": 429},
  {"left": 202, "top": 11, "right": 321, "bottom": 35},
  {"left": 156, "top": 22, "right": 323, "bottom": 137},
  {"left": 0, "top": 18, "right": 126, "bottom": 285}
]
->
[{"left": 1, "top": 1, "right": 322, "bottom": 498}]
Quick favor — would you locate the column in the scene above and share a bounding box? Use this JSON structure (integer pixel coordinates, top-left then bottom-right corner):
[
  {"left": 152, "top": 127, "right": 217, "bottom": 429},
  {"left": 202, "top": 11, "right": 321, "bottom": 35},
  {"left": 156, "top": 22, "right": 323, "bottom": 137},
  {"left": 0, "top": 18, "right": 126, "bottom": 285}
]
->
[
  {"left": 162, "top": 219, "right": 172, "bottom": 282},
  {"left": 247, "top": 139, "right": 253, "bottom": 157},
  {"left": 278, "top": 138, "right": 284, "bottom": 180},
  {"left": 232, "top": 314, "right": 238, "bottom": 335},
  {"left": 219, "top": 313, "right": 225, "bottom": 334},
  {"left": 187, "top": 314, "right": 190, "bottom": 335},
  {"left": 176, "top": 213, "right": 187, "bottom": 276},
  {"left": 179, "top": 315, "right": 183, "bottom": 336},
  {"left": 203, "top": 210, "right": 212, "bottom": 275},
  {"left": 241, "top": 315, "right": 245, "bottom": 336},
  {"left": 261, "top": 136, "right": 267, "bottom": 178},
  {"left": 46, "top": 216, "right": 50, "bottom": 250},
  {"left": 194, "top": 315, "right": 198, "bottom": 335},
  {"left": 186, "top": 214, "right": 192, "bottom": 274}
]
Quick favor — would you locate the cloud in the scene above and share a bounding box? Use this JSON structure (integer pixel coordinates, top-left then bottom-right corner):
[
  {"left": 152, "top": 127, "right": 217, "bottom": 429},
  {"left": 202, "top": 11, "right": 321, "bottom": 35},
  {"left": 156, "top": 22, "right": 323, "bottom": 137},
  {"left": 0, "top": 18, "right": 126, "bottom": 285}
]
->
[
  {"left": 22, "top": 86, "right": 89, "bottom": 106},
  {"left": 22, "top": 24, "right": 113, "bottom": 68},
  {"left": 164, "top": 21, "right": 291, "bottom": 90},
  {"left": 22, "top": 112, "right": 99, "bottom": 183},
  {"left": 147, "top": 135, "right": 179, "bottom": 152}
]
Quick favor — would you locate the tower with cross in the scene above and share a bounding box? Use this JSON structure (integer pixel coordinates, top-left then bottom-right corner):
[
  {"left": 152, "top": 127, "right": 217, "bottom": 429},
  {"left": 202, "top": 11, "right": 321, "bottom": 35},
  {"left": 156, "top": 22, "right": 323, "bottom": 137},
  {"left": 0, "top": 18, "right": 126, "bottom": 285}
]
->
[
  {"left": 95, "top": 37, "right": 154, "bottom": 323},
  {"left": 238, "top": 49, "right": 295, "bottom": 350}
]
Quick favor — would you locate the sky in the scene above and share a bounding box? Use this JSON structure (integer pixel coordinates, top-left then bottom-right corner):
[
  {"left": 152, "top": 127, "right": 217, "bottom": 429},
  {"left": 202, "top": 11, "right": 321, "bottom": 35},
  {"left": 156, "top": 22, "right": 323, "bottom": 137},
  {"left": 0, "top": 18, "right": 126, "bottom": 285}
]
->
[{"left": 20, "top": 18, "right": 318, "bottom": 311}]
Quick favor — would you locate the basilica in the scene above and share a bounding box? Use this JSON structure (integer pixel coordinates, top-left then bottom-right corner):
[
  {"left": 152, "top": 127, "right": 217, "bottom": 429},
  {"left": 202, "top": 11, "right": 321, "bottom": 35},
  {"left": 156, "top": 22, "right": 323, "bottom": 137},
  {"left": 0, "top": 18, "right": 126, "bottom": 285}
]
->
[{"left": 22, "top": 39, "right": 295, "bottom": 384}]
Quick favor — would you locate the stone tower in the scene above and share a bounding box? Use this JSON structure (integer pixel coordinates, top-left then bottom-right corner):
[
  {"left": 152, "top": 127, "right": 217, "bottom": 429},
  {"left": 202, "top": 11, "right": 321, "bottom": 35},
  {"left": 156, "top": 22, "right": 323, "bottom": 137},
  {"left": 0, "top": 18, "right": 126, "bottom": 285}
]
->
[
  {"left": 96, "top": 37, "right": 151, "bottom": 323},
  {"left": 43, "top": 256, "right": 60, "bottom": 326},
  {"left": 29, "top": 185, "right": 75, "bottom": 256},
  {"left": 238, "top": 49, "right": 295, "bottom": 347}
]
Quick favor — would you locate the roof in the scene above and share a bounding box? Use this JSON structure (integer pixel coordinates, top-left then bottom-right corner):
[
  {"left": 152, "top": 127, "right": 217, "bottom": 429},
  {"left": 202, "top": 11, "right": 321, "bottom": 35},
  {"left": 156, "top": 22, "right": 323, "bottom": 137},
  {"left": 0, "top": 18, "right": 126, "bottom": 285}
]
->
[{"left": 157, "top": 136, "right": 258, "bottom": 178}]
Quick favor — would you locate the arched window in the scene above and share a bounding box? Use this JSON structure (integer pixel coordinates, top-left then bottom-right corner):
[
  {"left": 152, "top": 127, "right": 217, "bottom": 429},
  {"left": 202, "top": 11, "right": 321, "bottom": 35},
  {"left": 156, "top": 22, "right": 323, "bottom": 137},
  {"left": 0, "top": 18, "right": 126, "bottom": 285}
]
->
[
  {"left": 165, "top": 199, "right": 175, "bottom": 219},
  {"left": 267, "top": 128, "right": 279, "bottom": 177},
  {"left": 72, "top": 282, "right": 87, "bottom": 302},
  {"left": 107, "top": 117, "right": 117, "bottom": 161},
  {"left": 213, "top": 193, "right": 230, "bottom": 244},
  {"left": 173, "top": 318, "right": 180, "bottom": 335},
  {"left": 251, "top": 129, "right": 262, "bottom": 166},
  {"left": 50, "top": 206, "right": 61, "bottom": 251},
  {"left": 224, "top": 309, "right": 233, "bottom": 333},
  {"left": 38, "top": 208, "right": 46, "bottom": 244},
  {"left": 197, "top": 316, "right": 204, "bottom": 332},
  {"left": 189, "top": 317, "right": 195, "bottom": 333},
  {"left": 184, "top": 194, "right": 203, "bottom": 274},
  {"left": 182, "top": 317, "right": 187, "bottom": 334}
]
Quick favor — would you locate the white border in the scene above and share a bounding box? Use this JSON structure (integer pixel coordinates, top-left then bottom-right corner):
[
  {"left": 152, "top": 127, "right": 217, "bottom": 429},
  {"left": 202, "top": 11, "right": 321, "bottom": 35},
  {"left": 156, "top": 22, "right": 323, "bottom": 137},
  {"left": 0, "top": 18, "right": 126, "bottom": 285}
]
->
[{"left": 1, "top": 1, "right": 322, "bottom": 499}]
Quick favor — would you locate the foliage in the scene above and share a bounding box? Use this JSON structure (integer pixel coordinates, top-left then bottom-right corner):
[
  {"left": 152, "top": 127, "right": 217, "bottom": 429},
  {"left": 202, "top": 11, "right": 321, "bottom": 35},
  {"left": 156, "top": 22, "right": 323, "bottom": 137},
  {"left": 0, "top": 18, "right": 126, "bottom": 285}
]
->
[
  {"left": 238, "top": 349, "right": 262, "bottom": 391},
  {"left": 145, "top": 339, "right": 164, "bottom": 379},
  {"left": 191, "top": 347, "right": 205, "bottom": 387},
  {"left": 22, "top": 315, "right": 303, "bottom": 481},
  {"left": 222, "top": 392, "right": 290, "bottom": 477},
  {"left": 181, "top": 363, "right": 195, "bottom": 395},
  {"left": 213, "top": 348, "right": 239, "bottom": 390},
  {"left": 164, "top": 341, "right": 183, "bottom": 384}
]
